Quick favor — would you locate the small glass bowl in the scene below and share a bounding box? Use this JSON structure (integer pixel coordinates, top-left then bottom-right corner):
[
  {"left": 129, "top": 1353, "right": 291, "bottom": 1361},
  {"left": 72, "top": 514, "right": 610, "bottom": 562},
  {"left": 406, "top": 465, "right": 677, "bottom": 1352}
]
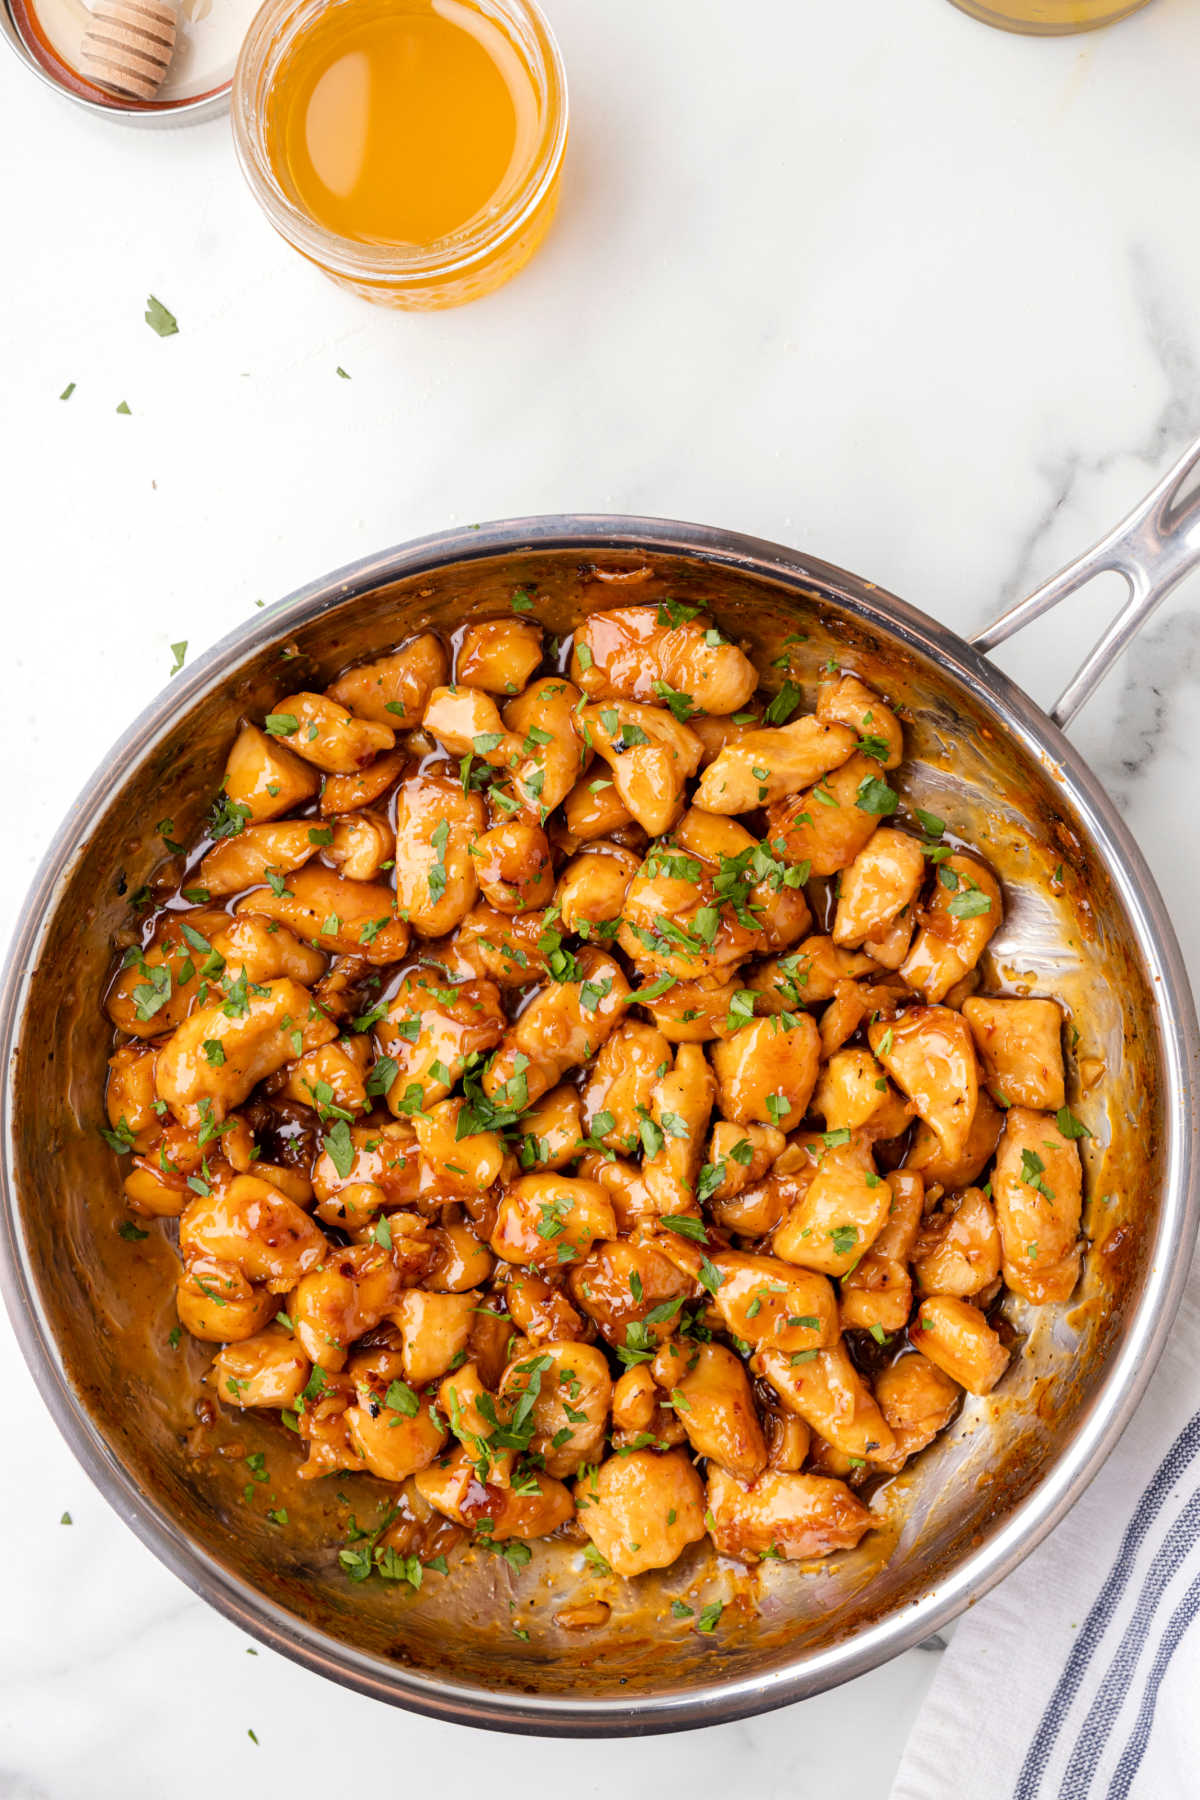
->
[
  {"left": 232, "top": 0, "right": 568, "bottom": 310},
  {"left": 947, "top": 0, "right": 1152, "bottom": 33}
]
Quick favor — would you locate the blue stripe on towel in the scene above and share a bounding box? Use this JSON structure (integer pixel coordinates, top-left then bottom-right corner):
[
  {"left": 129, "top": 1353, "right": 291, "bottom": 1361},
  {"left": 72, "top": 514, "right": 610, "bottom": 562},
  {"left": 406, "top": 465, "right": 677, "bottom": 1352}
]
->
[
  {"left": 1014, "top": 1412, "right": 1200, "bottom": 1800},
  {"left": 1059, "top": 1487, "right": 1200, "bottom": 1798},
  {"left": 1109, "top": 1564, "right": 1200, "bottom": 1800}
]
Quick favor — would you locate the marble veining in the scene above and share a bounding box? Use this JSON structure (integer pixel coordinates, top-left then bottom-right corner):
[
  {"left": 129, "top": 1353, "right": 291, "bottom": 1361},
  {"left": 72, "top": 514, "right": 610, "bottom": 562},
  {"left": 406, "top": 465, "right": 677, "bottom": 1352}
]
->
[{"left": 4, "top": 0, "right": 1200, "bottom": 1793}]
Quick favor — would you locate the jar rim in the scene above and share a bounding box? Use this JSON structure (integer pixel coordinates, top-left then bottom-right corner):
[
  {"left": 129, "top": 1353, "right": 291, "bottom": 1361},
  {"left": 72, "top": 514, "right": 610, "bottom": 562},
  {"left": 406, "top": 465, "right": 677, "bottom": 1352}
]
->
[{"left": 231, "top": 0, "right": 569, "bottom": 282}]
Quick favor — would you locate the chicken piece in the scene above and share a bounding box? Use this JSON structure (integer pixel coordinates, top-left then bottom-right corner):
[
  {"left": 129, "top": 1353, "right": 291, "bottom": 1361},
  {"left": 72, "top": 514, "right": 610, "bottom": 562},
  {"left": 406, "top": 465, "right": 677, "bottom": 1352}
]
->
[
  {"left": 105, "top": 908, "right": 231, "bottom": 1038},
  {"left": 642, "top": 1044, "right": 716, "bottom": 1216},
  {"left": 412, "top": 1097, "right": 505, "bottom": 1199},
  {"left": 280, "top": 1036, "right": 370, "bottom": 1117},
  {"left": 773, "top": 1136, "right": 891, "bottom": 1277},
  {"left": 490, "top": 1175, "right": 617, "bottom": 1269},
  {"left": 571, "top": 603, "right": 757, "bottom": 715},
  {"left": 266, "top": 693, "right": 395, "bottom": 774},
  {"left": 619, "top": 854, "right": 754, "bottom": 985},
  {"left": 293, "top": 1370, "right": 365, "bottom": 1481},
  {"left": 211, "top": 1324, "right": 310, "bottom": 1409},
  {"left": 290, "top": 1239, "right": 431, "bottom": 1370},
  {"left": 812, "top": 1048, "right": 907, "bottom": 1136},
  {"left": 393, "top": 773, "right": 486, "bottom": 939},
  {"left": 179, "top": 1175, "right": 328, "bottom": 1292},
  {"left": 651, "top": 1340, "right": 767, "bottom": 1480},
  {"left": 816, "top": 674, "right": 904, "bottom": 770},
  {"left": 424, "top": 1222, "right": 495, "bottom": 1293},
  {"left": 568, "top": 1239, "right": 694, "bottom": 1351},
  {"left": 761, "top": 1407, "right": 811, "bottom": 1473},
  {"left": 176, "top": 1257, "right": 277, "bottom": 1343},
  {"left": 574, "top": 1448, "right": 707, "bottom": 1577},
  {"left": 901, "top": 855, "right": 1003, "bottom": 1003},
  {"left": 906, "top": 1089, "right": 1004, "bottom": 1191},
  {"left": 710, "top": 1014, "right": 820, "bottom": 1132},
  {"left": 554, "top": 844, "right": 640, "bottom": 936},
  {"left": 391, "top": 1289, "right": 479, "bottom": 1388},
  {"left": 374, "top": 970, "right": 506, "bottom": 1114},
  {"left": 319, "top": 748, "right": 406, "bottom": 817},
  {"left": 463, "top": 1306, "right": 519, "bottom": 1389},
  {"left": 580, "top": 700, "right": 703, "bottom": 837},
  {"left": 839, "top": 1169, "right": 924, "bottom": 1335},
  {"left": 862, "top": 908, "right": 918, "bottom": 972},
  {"left": 123, "top": 1162, "right": 190, "bottom": 1220},
  {"left": 637, "top": 975, "right": 744, "bottom": 1043},
  {"left": 422, "top": 684, "right": 521, "bottom": 763},
  {"left": 833, "top": 829, "right": 925, "bottom": 949},
  {"left": 415, "top": 1448, "right": 575, "bottom": 1540},
  {"left": 209, "top": 917, "right": 326, "bottom": 987},
  {"left": 345, "top": 1376, "right": 449, "bottom": 1485},
  {"left": 327, "top": 633, "right": 447, "bottom": 727},
  {"left": 913, "top": 1187, "right": 1002, "bottom": 1299},
  {"left": 155, "top": 977, "right": 337, "bottom": 1125},
  {"left": 483, "top": 947, "right": 630, "bottom": 1108},
  {"left": 706, "top": 1466, "right": 872, "bottom": 1562},
  {"left": 611, "top": 1365, "right": 659, "bottom": 1432},
  {"left": 502, "top": 1270, "right": 587, "bottom": 1344},
  {"left": 499, "top": 1341, "right": 612, "bottom": 1477},
  {"left": 910, "top": 1295, "right": 1009, "bottom": 1395},
  {"left": 747, "top": 937, "right": 875, "bottom": 1014},
  {"left": 221, "top": 722, "right": 320, "bottom": 825},
  {"left": 694, "top": 717, "right": 856, "bottom": 814},
  {"left": 236, "top": 864, "right": 409, "bottom": 964},
  {"left": 515, "top": 1084, "right": 585, "bottom": 1171},
  {"left": 671, "top": 806, "right": 812, "bottom": 954},
  {"left": 757, "top": 1343, "right": 897, "bottom": 1464},
  {"left": 456, "top": 618, "right": 543, "bottom": 694},
  {"left": 872, "top": 1353, "right": 962, "bottom": 1473},
  {"left": 688, "top": 711, "right": 762, "bottom": 768},
  {"left": 105, "top": 1044, "right": 160, "bottom": 1152},
  {"left": 437, "top": 1360, "right": 515, "bottom": 1482},
  {"left": 703, "top": 1250, "right": 839, "bottom": 1353},
  {"left": 991, "top": 1107, "right": 1083, "bottom": 1304},
  {"left": 502, "top": 678, "right": 589, "bottom": 817},
  {"left": 199, "top": 820, "right": 319, "bottom": 897},
  {"left": 703, "top": 1120, "right": 786, "bottom": 1205},
  {"left": 473, "top": 820, "right": 555, "bottom": 915},
  {"left": 326, "top": 809, "right": 395, "bottom": 883},
  {"left": 870, "top": 1006, "right": 980, "bottom": 1167},
  {"left": 577, "top": 1153, "right": 655, "bottom": 1233},
  {"left": 767, "top": 753, "right": 889, "bottom": 877},
  {"left": 311, "top": 1120, "right": 422, "bottom": 1211},
  {"left": 562, "top": 773, "right": 636, "bottom": 844},
  {"left": 441, "top": 903, "right": 552, "bottom": 988},
  {"left": 962, "top": 996, "right": 1067, "bottom": 1112},
  {"left": 579, "top": 1019, "right": 669, "bottom": 1153}
]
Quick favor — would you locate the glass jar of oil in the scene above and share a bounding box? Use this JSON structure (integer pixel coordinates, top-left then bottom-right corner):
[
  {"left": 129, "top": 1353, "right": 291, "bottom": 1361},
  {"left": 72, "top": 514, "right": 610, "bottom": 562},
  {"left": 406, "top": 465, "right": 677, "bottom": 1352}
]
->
[
  {"left": 948, "top": 0, "right": 1151, "bottom": 32},
  {"left": 233, "top": 0, "right": 567, "bottom": 309}
]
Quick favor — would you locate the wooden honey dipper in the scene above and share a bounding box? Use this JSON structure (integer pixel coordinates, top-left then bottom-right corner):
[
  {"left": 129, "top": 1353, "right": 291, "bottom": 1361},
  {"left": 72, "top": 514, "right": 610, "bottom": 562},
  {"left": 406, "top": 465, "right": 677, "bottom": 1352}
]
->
[{"left": 79, "top": 0, "right": 178, "bottom": 101}]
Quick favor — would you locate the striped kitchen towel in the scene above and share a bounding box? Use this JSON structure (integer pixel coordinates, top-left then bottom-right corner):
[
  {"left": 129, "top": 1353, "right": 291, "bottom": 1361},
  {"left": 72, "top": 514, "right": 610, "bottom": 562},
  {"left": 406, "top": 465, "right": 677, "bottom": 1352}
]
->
[{"left": 891, "top": 1257, "right": 1200, "bottom": 1800}]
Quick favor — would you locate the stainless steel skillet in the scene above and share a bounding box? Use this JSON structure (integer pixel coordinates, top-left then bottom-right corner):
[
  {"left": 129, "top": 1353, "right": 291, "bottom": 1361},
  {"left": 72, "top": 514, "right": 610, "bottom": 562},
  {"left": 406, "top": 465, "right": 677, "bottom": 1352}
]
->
[{"left": 2, "top": 440, "right": 1199, "bottom": 1735}]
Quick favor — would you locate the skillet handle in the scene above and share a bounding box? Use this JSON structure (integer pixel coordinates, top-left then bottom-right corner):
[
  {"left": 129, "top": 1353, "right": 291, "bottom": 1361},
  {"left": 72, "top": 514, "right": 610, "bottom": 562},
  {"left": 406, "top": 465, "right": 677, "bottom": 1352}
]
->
[{"left": 970, "top": 434, "right": 1200, "bottom": 729}]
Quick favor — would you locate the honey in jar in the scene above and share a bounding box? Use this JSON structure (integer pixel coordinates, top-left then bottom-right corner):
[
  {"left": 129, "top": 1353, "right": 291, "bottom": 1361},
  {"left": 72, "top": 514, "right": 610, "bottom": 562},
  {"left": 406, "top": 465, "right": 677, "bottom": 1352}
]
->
[
  {"left": 948, "top": 0, "right": 1151, "bottom": 32},
  {"left": 233, "top": 0, "right": 568, "bottom": 309}
]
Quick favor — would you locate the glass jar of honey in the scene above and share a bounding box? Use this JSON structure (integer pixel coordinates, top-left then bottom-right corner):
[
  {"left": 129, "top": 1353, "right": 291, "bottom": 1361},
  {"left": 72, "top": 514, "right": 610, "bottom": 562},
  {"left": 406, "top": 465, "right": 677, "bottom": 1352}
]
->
[
  {"left": 233, "top": 0, "right": 567, "bottom": 309},
  {"left": 948, "top": 0, "right": 1151, "bottom": 32}
]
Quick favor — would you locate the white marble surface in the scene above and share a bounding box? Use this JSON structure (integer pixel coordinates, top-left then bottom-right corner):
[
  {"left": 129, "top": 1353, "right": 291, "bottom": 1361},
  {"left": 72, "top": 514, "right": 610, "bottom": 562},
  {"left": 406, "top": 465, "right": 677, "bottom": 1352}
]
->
[{"left": 4, "top": 0, "right": 1200, "bottom": 1791}]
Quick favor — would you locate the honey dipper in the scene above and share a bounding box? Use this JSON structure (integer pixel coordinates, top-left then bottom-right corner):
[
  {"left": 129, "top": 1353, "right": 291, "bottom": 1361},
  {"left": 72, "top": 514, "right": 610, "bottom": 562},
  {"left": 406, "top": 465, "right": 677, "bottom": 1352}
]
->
[{"left": 79, "top": 0, "right": 178, "bottom": 101}]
